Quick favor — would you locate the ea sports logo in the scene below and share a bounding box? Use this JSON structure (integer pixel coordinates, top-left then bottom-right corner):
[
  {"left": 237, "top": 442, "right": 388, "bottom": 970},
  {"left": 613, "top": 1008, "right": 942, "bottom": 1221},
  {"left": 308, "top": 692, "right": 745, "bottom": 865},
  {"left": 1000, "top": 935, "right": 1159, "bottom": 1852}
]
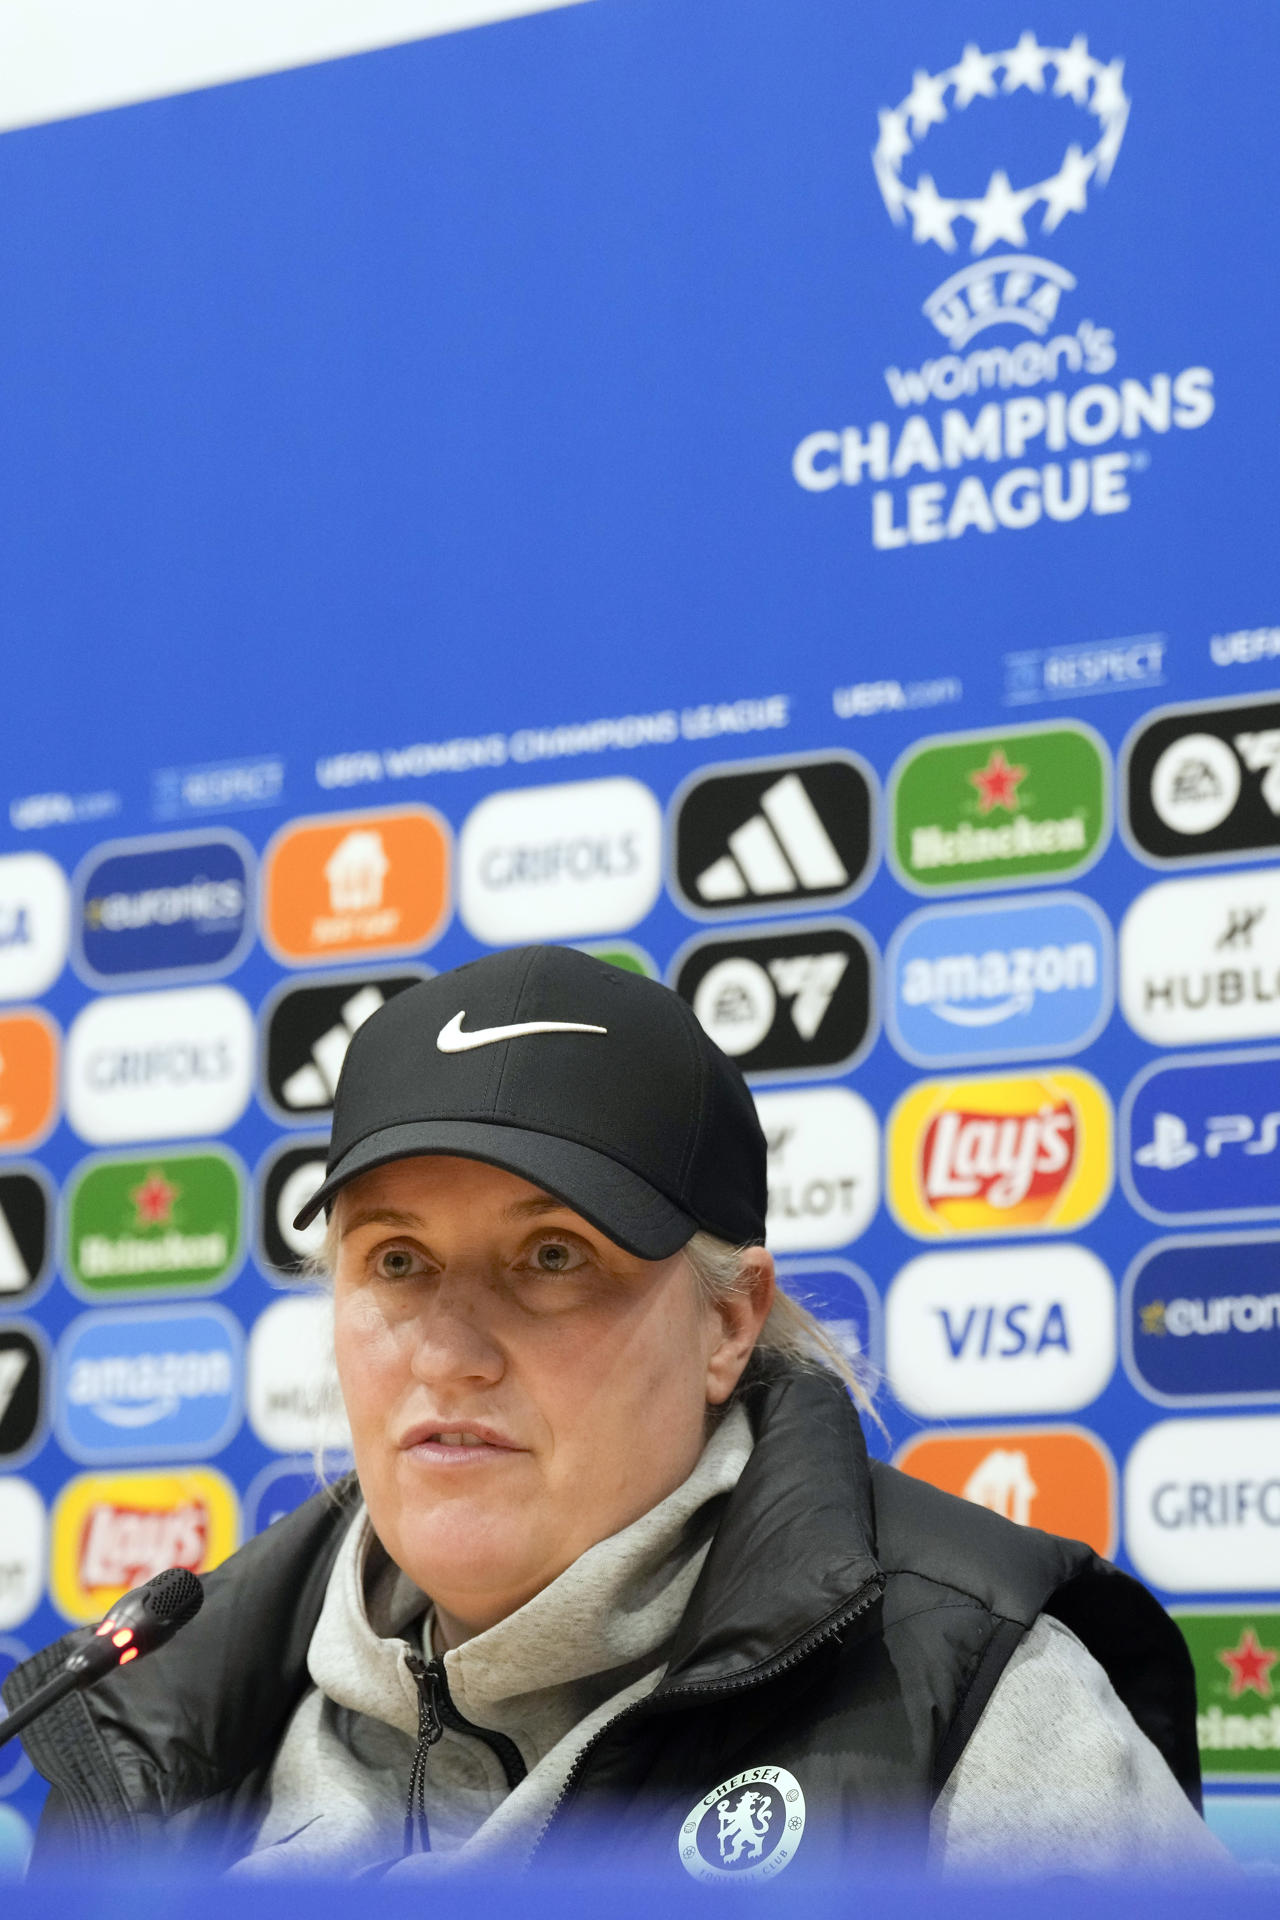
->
[
  {"left": 677, "top": 1766, "right": 806, "bottom": 1884},
  {"left": 872, "top": 35, "right": 1129, "bottom": 346}
]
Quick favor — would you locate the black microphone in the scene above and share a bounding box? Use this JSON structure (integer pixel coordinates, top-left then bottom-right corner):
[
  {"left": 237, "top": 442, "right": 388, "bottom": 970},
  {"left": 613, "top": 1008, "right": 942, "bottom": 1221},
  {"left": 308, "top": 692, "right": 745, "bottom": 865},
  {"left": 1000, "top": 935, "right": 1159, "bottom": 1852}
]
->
[{"left": 0, "top": 1567, "right": 204, "bottom": 1750}]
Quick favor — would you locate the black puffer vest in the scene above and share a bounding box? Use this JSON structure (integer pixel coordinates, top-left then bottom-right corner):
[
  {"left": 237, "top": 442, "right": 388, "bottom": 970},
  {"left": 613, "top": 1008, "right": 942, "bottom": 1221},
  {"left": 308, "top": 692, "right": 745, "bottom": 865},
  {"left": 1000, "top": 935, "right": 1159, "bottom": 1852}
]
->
[{"left": 4, "top": 1363, "right": 1200, "bottom": 1873}]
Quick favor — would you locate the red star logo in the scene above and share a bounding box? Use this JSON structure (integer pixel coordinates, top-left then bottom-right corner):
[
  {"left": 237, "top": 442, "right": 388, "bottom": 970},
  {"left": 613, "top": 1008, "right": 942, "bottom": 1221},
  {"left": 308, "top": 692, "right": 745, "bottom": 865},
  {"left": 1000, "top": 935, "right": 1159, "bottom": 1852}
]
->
[
  {"left": 968, "top": 748, "right": 1028, "bottom": 814},
  {"left": 130, "top": 1169, "right": 178, "bottom": 1229},
  {"left": 1218, "top": 1626, "right": 1279, "bottom": 1700}
]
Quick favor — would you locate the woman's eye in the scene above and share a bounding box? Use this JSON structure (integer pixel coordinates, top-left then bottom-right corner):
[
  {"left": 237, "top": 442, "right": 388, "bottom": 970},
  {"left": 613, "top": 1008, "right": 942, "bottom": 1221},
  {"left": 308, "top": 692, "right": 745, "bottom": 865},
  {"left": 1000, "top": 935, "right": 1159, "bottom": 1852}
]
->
[
  {"left": 531, "top": 1240, "right": 583, "bottom": 1274},
  {"left": 374, "top": 1245, "right": 423, "bottom": 1281}
]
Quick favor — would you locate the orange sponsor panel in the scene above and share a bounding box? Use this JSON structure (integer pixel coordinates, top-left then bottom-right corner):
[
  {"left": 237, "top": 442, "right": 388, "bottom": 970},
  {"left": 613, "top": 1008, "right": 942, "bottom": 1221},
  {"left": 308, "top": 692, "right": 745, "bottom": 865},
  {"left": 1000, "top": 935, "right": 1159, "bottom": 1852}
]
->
[
  {"left": 894, "top": 1426, "right": 1116, "bottom": 1557},
  {"left": 51, "top": 1467, "right": 240, "bottom": 1622},
  {"left": 0, "top": 1008, "right": 58, "bottom": 1149},
  {"left": 887, "top": 1068, "right": 1112, "bottom": 1237},
  {"left": 263, "top": 806, "right": 451, "bottom": 964}
]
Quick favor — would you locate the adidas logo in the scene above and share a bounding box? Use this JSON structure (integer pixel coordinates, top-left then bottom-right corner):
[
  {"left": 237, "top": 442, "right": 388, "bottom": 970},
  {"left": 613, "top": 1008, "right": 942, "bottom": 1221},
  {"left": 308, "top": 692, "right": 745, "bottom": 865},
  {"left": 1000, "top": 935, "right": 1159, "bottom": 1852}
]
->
[
  {"left": 0, "top": 1203, "right": 31, "bottom": 1293},
  {"left": 282, "top": 984, "right": 386, "bottom": 1108},
  {"left": 695, "top": 774, "right": 850, "bottom": 903},
  {"left": 0, "top": 1344, "right": 29, "bottom": 1424}
]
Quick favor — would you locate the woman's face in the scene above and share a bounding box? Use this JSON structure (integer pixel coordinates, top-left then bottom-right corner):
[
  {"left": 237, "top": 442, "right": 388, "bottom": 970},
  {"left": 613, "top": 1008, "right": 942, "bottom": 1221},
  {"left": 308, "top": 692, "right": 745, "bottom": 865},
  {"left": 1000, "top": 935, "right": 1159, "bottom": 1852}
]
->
[{"left": 331, "top": 1155, "right": 771, "bottom": 1645}]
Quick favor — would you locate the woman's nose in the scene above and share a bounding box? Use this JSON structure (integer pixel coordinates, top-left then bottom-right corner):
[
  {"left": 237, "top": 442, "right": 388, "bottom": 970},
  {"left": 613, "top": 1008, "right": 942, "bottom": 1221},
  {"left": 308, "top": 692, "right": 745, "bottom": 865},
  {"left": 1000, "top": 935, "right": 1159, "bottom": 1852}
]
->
[{"left": 406, "top": 1279, "right": 505, "bottom": 1386}]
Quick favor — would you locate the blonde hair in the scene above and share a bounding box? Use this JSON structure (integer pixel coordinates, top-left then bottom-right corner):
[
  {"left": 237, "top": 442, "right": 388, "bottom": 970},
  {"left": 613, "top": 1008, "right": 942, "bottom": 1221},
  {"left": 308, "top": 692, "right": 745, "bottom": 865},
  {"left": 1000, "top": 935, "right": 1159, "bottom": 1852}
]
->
[
  {"left": 682, "top": 1229, "right": 880, "bottom": 1421},
  {"left": 312, "top": 1209, "right": 879, "bottom": 1421}
]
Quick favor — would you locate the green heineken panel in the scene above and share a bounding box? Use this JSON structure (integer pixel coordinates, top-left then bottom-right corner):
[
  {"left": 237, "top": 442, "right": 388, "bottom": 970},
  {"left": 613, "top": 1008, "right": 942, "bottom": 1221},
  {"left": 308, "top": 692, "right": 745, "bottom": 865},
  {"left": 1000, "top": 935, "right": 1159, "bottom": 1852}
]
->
[
  {"left": 1176, "top": 1610, "right": 1280, "bottom": 1781},
  {"left": 66, "top": 1149, "right": 243, "bottom": 1298},
  {"left": 891, "top": 723, "right": 1109, "bottom": 893}
]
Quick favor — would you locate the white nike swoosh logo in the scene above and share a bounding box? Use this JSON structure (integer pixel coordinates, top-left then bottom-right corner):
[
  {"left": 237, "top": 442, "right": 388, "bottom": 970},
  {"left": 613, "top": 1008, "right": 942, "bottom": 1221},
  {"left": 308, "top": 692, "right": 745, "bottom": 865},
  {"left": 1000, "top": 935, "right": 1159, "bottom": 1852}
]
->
[{"left": 436, "top": 1011, "right": 608, "bottom": 1053}]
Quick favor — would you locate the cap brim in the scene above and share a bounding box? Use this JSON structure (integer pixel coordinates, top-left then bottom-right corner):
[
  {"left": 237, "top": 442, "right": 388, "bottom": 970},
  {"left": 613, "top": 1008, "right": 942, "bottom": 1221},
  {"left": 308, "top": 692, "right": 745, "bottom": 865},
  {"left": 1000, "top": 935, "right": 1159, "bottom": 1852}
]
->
[{"left": 293, "top": 1119, "right": 698, "bottom": 1261}]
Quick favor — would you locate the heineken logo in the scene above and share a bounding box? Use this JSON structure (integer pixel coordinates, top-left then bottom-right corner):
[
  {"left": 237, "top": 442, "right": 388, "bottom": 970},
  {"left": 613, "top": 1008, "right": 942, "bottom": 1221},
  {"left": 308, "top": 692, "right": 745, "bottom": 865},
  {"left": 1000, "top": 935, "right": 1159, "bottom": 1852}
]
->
[
  {"left": 891, "top": 724, "right": 1108, "bottom": 893},
  {"left": 67, "top": 1150, "right": 242, "bottom": 1298},
  {"left": 1176, "top": 1610, "right": 1280, "bottom": 1778}
]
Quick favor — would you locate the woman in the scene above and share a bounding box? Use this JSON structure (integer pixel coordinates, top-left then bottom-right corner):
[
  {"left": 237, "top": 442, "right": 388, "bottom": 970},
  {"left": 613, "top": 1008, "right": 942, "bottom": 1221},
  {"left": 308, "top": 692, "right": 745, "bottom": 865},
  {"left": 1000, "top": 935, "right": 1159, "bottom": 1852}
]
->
[{"left": 7, "top": 946, "right": 1226, "bottom": 1879}]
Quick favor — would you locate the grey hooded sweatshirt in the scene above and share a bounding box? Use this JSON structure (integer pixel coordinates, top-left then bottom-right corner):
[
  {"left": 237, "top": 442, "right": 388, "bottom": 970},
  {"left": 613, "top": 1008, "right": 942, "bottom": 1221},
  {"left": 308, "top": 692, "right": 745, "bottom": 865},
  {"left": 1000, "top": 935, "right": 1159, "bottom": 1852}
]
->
[{"left": 232, "top": 1407, "right": 1229, "bottom": 1879}]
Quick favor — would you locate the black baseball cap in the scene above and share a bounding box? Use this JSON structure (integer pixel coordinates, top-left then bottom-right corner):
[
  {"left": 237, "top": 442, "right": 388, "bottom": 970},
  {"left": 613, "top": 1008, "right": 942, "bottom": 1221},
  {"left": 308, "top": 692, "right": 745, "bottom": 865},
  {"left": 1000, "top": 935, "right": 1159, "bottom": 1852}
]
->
[{"left": 294, "top": 944, "right": 768, "bottom": 1259}]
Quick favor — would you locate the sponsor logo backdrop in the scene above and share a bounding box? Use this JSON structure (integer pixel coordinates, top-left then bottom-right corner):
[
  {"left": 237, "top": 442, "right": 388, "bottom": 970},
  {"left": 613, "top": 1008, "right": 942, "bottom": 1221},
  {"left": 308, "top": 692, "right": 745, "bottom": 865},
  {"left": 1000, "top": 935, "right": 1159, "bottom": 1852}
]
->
[{"left": 0, "top": 0, "right": 1276, "bottom": 1860}]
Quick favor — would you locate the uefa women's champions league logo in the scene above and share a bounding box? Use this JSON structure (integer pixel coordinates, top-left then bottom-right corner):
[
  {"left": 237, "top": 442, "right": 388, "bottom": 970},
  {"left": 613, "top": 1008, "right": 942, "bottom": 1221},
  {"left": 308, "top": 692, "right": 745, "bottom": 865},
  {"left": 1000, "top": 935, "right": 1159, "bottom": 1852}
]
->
[
  {"left": 791, "top": 27, "right": 1216, "bottom": 546},
  {"left": 870, "top": 32, "right": 1130, "bottom": 347}
]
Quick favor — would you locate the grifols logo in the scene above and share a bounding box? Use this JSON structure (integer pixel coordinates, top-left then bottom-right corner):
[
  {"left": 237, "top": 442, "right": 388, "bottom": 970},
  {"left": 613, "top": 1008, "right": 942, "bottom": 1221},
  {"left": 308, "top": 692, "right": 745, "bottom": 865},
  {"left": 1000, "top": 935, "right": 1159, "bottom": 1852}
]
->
[{"left": 890, "top": 1070, "right": 1112, "bottom": 1237}]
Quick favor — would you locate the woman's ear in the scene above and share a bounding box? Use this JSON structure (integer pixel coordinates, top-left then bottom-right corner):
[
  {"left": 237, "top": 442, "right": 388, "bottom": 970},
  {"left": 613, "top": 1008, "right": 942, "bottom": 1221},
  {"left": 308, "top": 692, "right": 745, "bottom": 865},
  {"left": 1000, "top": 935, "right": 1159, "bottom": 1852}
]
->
[{"left": 705, "top": 1247, "right": 775, "bottom": 1406}]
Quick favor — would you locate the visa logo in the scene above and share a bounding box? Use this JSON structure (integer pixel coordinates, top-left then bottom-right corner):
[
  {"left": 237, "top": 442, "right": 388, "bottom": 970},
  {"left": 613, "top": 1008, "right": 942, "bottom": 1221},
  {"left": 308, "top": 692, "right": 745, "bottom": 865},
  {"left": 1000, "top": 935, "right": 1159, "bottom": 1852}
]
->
[
  {"left": 887, "top": 1246, "right": 1115, "bottom": 1419},
  {"left": 936, "top": 1300, "right": 1071, "bottom": 1359}
]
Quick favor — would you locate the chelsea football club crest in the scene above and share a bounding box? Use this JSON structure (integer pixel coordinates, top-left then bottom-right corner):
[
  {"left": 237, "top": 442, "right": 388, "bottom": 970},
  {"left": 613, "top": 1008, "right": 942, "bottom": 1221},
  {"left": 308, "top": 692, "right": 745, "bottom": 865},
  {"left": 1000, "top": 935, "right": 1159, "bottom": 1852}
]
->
[{"left": 677, "top": 1765, "right": 807, "bottom": 1884}]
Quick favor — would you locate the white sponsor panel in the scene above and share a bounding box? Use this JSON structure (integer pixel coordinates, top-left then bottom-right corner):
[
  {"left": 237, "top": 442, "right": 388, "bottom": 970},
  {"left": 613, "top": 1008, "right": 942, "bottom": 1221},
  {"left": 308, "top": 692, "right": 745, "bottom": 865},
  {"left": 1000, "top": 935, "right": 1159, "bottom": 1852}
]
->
[
  {"left": 0, "top": 852, "right": 69, "bottom": 1001},
  {"left": 66, "top": 986, "right": 254, "bottom": 1143},
  {"left": 0, "top": 1477, "right": 44, "bottom": 1630},
  {"left": 1124, "top": 1414, "right": 1280, "bottom": 1592},
  {"left": 459, "top": 777, "right": 662, "bottom": 944},
  {"left": 247, "top": 1296, "right": 350, "bottom": 1454},
  {"left": 887, "top": 1245, "right": 1115, "bottom": 1418},
  {"left": 755, "top": 1087, "right": 879, "bottom": 1252},
  {"left": 1121, "top": 870, "right": 1280, "bottom": 1045}
]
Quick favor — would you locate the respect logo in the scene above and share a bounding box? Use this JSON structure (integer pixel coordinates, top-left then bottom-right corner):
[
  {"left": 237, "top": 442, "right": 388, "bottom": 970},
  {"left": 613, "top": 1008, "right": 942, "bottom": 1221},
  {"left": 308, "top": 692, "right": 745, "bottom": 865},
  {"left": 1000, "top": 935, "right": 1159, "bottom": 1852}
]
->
[
  {"left": 890, "top": 724, "right": 1108, "bottom": 894},
  {"left": 263, "top": 807, "right": 451, "bottom": 965},
  {"left": 66, "top": 1149, "right": 243, "bottom": 1298},
  {"left": 1175, "top": 1609, "right": 1280, "bottom": 1781},
  {"left": 50, "top": 1466, "right": 239, "bottom": 1621},
  {"left": 888, "top": 1068, "right": 1111, "bottom": 1237}
]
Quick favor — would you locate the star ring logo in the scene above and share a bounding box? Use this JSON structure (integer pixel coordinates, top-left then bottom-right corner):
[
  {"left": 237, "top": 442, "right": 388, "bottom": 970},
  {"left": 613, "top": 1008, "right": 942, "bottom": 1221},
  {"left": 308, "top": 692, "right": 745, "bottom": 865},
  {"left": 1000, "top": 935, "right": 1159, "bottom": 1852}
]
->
[{"left": 873, "top": 34, "right": 1130, "bottom": 257}]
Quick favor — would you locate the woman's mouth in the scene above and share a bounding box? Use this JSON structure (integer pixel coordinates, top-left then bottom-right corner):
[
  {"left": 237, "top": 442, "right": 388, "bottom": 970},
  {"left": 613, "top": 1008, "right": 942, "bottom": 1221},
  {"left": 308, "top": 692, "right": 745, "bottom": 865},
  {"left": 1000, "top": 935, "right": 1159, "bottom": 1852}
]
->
[{"left": 400, "top": 1422, "right": 525, "bottom": 1464}]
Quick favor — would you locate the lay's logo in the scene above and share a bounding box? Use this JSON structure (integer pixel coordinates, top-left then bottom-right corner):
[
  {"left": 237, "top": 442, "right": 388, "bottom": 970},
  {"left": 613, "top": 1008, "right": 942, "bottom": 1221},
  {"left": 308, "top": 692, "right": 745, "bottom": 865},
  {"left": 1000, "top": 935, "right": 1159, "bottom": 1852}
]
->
[
  {"left": 889, "top": 1069, "right": 1111, "bottom": 1238},
  {"left": 51, "top": 1467, "right": 238, "bottom": 1622}
]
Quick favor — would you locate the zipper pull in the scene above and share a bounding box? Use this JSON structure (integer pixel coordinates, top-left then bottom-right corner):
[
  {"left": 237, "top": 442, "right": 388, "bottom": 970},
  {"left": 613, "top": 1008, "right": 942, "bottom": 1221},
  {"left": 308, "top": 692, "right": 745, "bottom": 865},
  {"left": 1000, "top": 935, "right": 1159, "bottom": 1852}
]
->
[{"left": 403, "top": 1651, "right": 445, "bottom": 1854}]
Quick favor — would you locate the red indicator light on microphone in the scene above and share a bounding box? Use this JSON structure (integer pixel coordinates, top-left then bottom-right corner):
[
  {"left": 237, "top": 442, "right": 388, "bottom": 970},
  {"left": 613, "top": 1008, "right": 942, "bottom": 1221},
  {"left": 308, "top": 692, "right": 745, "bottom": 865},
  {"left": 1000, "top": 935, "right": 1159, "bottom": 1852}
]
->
[
  {"left": 111, "top": 1628, "right": 134, "bottom": 1649},
  {"left": 118, "top": 1648, "right": 139, "bottom": 1665}
]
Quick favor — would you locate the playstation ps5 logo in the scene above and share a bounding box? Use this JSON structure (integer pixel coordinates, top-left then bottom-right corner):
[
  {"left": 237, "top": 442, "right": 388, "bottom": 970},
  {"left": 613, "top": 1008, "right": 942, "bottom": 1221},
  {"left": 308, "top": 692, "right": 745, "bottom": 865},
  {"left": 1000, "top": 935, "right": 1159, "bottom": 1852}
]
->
[{"left": 873, "top": 35, "right": 1129, "bottom": 347}]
